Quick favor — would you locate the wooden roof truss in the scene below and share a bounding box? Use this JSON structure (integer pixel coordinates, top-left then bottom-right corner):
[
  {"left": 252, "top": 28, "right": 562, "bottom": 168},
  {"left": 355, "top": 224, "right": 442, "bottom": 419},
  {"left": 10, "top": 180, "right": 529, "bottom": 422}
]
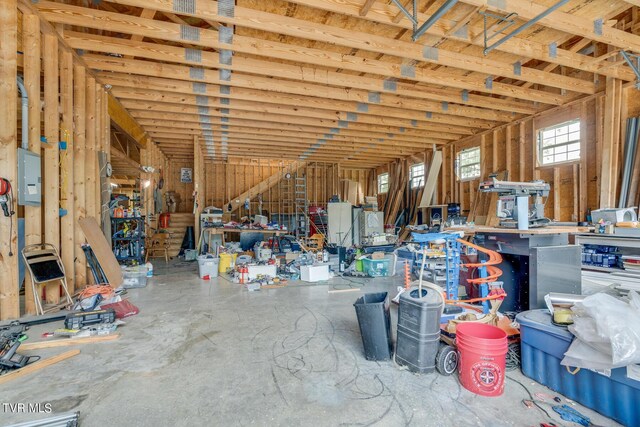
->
[{"left": 29, "top": 0, "right": 640, "bottom": 166}]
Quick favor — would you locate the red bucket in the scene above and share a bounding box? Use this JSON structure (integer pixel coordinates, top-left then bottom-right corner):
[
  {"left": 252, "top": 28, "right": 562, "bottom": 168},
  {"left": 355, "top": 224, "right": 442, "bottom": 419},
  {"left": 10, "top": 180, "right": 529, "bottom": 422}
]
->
[
  {"left": 455, "top": 322, "right": 508, "bottom": 397},
  {"left": 159, "top": 213, "right": 170, "bottom": 229}
]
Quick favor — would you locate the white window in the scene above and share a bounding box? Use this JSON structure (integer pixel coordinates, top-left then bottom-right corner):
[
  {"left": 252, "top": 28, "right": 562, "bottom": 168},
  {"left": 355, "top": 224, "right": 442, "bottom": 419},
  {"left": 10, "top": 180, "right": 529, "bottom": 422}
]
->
[
  {"left": 377, "top": 173, "right": 389, "bottom": 194},
  {"left": 538, "top": 119, "right": 581, "bottom": 165},
  {"left": 410, "top": 163, "right": 425, "bottom": 189},
  {"left": 456, "top": 147, "right": 481, "bottom": 180}
]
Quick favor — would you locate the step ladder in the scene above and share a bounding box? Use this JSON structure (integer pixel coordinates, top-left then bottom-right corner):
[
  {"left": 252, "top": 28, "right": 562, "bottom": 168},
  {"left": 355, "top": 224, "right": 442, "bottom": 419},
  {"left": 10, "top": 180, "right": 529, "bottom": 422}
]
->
[
  {"left": 294, "top": 173, "right": 309, "bottom": 239},
  {"left": 278, "top": 171, "right": 294, "bottom": 232}
]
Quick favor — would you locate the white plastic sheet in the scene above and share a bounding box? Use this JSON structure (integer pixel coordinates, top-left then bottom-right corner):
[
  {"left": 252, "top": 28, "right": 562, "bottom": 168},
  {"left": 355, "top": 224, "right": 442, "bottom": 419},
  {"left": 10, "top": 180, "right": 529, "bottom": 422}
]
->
[{"left": 561, "top": 291, "right": 640, "bottom": 370}]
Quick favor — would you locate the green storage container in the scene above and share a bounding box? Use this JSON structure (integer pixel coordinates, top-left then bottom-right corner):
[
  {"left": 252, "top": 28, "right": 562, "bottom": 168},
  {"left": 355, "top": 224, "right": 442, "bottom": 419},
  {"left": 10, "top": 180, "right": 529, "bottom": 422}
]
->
[{"left": 362, "top": 257, "right": 391, "bottom": 277}]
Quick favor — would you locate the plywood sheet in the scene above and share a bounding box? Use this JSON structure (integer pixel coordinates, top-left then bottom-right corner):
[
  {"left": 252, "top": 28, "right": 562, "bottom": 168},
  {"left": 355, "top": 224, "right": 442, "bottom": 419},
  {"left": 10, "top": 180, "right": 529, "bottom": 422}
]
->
[{"left": 79, "top": 217, "right": 123, "bottom": 287}]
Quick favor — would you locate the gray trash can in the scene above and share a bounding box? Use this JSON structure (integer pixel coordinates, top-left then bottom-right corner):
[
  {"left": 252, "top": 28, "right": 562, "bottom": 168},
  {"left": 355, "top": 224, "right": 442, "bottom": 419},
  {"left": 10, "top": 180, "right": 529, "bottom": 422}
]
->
[{"left": 354, "top": 292, "right": 393, "bottom": 360}]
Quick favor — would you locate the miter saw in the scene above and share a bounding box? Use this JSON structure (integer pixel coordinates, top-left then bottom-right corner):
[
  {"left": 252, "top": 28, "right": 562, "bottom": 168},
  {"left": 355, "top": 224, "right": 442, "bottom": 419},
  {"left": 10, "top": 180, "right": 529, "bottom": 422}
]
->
[{"left": 479, "top": 176, "right": 551, "bottom": 229}]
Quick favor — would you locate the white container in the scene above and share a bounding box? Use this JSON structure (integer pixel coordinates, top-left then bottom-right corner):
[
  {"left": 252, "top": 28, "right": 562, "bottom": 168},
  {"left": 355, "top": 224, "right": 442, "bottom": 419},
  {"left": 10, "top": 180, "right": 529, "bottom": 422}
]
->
[
  {"left": 121, "top": 265, "right": 148, "bottom": 288},
  {"left": 301, "top": 264, "right": 330, "bottom": 282},
  {"left": 197, "top": 255, "right": 220, "bottom": 279},
  {"left": 248, "top": 264, "right": 277, "bottom": 280}
]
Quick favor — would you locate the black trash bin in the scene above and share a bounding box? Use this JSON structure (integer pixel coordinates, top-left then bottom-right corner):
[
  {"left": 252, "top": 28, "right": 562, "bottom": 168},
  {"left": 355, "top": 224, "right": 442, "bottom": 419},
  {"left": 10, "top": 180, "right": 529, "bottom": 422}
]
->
[{"left": 354, "top": 292, "right": 393, "bottom": 361}]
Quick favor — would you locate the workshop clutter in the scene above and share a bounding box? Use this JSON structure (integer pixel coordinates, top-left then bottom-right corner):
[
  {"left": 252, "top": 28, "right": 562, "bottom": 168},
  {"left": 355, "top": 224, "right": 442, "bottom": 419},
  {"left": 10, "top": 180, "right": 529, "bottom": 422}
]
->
[{"left": 517, "top": 307, "right": 640, "bottom": 427}]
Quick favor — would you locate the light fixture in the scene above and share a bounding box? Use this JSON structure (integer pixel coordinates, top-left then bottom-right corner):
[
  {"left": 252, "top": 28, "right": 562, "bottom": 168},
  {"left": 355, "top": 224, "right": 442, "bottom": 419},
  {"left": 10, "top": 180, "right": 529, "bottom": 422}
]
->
[{"left": 143, "top": 180, "right": 151, "bottom": 188}]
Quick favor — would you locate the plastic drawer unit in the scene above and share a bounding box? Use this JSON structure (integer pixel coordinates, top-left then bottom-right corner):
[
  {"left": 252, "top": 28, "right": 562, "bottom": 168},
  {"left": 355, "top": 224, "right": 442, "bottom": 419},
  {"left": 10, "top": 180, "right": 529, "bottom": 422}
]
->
[{"left": 516, "top": 309, "right": 640, "bottom": 427}]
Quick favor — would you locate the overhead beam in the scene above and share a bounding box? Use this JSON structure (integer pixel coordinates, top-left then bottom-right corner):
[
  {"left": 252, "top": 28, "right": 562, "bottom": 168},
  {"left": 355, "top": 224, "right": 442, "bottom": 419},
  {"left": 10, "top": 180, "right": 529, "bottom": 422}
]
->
[
  {"left": 120, "top": 101, "right": 451, "bottom": 145},
  {"left": 107, "top": 94, "right": 149, "bottom": 149},
  {"left": 85, "top": 54, "right": 516, "bottom": 123},
  {"left": 286, "top": 0, "right": 634, "bottom": 81},
  {"left": 109, "top": 86, "right": 472, "bottom": 138},
  {"left": 93, "top": 0, "right": 595, "bottom": 94},
  {"left": 65, "top": 31, "right": 538, "bottom": 114},
  {"left": 98, "top": 71, "right": 496, "bottom": 129},
  {"left": 36, "top": 2, "right": 575, "bottom": 104}
]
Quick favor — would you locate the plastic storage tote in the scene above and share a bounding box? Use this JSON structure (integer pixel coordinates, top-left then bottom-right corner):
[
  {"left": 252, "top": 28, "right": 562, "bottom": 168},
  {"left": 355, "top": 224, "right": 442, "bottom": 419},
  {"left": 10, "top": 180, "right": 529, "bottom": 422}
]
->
[
  {"left": 121, "top": 265, "right": 147, "bottom": 288},
  {"left": 353, "top": 292, "right": 393, "bottom": 361},
  {"left": 197, "top": 256, "right": 219, "bottom": 279},
  {"left": 516, "top": 309, "right": 640, "bottom": 427},
  {"left": 362, "top": 257, "right": 391, "bottom": 277},
  {"left": 395, "top": 287, "right": 442, "bottom": 373}
]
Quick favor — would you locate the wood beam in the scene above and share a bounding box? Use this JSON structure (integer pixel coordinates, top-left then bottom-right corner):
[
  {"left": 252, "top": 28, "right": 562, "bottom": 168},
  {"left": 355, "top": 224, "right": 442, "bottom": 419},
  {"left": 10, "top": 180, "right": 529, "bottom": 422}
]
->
[
  {"left": 87, "top": 55, "right": 515, "bottom": 123},
  {"left": 94, "top": 0, "right": 595, "bottom": 94},
  {"left": 107, "top": 94, "right": 149, "bottom": 149},
  {"left": 23, "top": 13, "right": 41, "bottom": 315},
  {"left": 65, "top": 31, "right": 538, "bottom": 115},
  {"left": 286, "top": 0, "right": 634, "bottom": 81},
  {"left": 359, "top": 0, "right": 377, "bottom": 16},
  {"left": 99, "top": 71, "right": 495, "bottom": 129},
  {"left": 121, "top": 102, "right": 451, "bottom": 145},
  {"left": 73, "top": 65, "right": 87, "bottom": 288},
  {"left": 43, "top": 33, "right": 60, "bottom": 303},
  {"left": 0, "top": 0, "right": 19, "bottom": 320},
  {"left": 36, "top": 2, "right": 574, "bottom": 104},
  {"left": 59, "top": 50, "right": 75, "bottom": 294},
  {"left": 109, "top": 87, "right": 471, "bottom": 138}
]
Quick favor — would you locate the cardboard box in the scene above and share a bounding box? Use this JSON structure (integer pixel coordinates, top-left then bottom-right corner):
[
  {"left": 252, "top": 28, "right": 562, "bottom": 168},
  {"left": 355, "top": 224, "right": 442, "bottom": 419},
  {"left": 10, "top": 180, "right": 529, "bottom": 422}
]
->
[
  {"left": 301, "top": 264, "right": 330, "bottom": 282},
  {"left": 286, "top": 252, "right": 301, "bottom": 262},
  {"left": 371, "top": 251, "right": 385, "bottom": 260}
]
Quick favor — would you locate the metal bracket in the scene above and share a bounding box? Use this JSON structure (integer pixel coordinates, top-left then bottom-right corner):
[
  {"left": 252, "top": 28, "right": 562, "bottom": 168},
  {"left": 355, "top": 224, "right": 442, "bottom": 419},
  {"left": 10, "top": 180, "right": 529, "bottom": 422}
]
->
[
  {"left": 389, "top": 0, "right": 459, "bottom": 42},
  {"left": 621, "top": 51, "right": 640, "bottom": 89},
  {"left": 483, "top": 0, "right": 569, "bottom": 55}
]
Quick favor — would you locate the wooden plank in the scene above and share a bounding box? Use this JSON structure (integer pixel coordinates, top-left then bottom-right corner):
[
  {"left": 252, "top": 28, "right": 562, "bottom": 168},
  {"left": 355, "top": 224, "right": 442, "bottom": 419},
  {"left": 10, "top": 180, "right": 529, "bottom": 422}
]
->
[
  {"left": 579, "top": 102, "right": 588, "bottom": 221},
  {"left": 23, "top": 13, "right": 41, "bottom": 315},
  {"left": 600, "top": 77, "right": 620, "bottom": 208},
  {"left": 73, "top": 65, "right": 87, "bottom": 288},
  {"left": 553, "top": 167, "right": 560, "bottom": 221},
  {"left": 79, "top": 217, "right": 123, "bottom": 287},
  {"left": 0, "top": 0, "right": 19, "bottom": 320},
  {"left": 60, "top": 50, "right": 75, "bottom": 293},
  {"left": 85, "top": 77, "right": 97, "bottom": 229},
  {"left": 359, "top": 0, "right": 377, "bottom": 16},
  {"left": 418, "top": 151, "right": 442, "bottom": 208},
  {"left": 43, "top": 34, "right": 61, "bottom": 304},
  {"left": 0, "top": 349, "right": 80, "bottom": 385},
  {"left": 20, "top": 334, "right": 119, "bottom": 350},
  {"left": 108, "top": 94, "right": 149, "bottom": 148}
]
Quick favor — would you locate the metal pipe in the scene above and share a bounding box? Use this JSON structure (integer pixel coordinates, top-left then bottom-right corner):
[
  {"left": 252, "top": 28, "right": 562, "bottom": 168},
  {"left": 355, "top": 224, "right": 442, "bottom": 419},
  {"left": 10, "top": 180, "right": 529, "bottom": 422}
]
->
[
  {"left": 16, "top": 76, "right": 29, "bottom": 150},
  {"left": 412, "top": 0, "right": 459, "bottom": 42},
  {"left": 483, "top": 0, "right": 569, "bottom": 55},
  {"left": 5, "top": 412, "right": 80, "bottom": 427},
  {"left": 389, "top": 0, "right": 418, "bottom": 26}
]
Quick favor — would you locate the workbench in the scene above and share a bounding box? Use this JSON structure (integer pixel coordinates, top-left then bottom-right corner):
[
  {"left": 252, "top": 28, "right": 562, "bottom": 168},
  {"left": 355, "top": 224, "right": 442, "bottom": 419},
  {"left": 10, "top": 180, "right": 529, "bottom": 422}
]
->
[
  {"left": 202, "top": 227, "right": 288, "bottom": 252},
  {"left": 447, "top": 225, "right": 585, "bottom": 312}
]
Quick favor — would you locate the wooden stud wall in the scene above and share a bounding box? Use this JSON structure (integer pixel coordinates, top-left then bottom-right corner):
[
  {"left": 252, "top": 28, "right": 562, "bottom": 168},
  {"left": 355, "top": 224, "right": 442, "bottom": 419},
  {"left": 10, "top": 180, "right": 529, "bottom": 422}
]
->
[
  {"left": 0, "top": 2, "right": 112, "bottom": 320},
  {"left": 200, "top": 160, "right": 370, "bottom": 218}
]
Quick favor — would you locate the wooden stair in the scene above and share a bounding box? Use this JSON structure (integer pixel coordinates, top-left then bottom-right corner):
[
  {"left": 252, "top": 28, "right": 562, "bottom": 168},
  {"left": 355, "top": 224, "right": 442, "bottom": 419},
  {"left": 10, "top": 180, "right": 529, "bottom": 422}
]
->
[{"left": 157, "top": 213, "right": 194, "bottom": 258}]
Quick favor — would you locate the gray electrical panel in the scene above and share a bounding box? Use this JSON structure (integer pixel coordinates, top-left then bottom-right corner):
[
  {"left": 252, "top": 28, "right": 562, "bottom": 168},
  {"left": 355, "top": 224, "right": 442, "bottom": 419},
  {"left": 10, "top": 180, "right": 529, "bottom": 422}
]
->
[{"left": 17, "top": 148, "right": 41, "bottom": 206}]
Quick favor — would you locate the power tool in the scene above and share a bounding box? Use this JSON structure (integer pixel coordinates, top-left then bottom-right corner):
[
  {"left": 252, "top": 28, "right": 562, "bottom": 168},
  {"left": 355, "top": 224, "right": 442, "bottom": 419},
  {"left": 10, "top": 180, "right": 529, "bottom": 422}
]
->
[{"left": 0, "top": 322, "right": 34, "bottom": 370}]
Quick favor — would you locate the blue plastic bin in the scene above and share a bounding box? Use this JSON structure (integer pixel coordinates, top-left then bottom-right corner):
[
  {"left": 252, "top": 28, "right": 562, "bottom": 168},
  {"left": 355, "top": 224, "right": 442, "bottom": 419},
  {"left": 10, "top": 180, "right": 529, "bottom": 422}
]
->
[{"left": 516, "top": 309, "right": 640, "bottom": 427}]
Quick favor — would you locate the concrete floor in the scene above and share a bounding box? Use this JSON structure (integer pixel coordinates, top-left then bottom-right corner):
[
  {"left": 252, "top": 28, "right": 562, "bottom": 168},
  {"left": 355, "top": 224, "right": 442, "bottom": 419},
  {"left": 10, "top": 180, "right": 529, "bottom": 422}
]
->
[{"left": 1, "top": 260, "right": 620, "bottom": 427}]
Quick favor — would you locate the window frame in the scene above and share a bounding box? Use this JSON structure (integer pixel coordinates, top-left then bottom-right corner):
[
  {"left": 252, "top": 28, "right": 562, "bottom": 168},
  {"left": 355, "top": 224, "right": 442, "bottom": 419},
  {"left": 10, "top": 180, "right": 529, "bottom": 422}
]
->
[
  {"left": 537, "top": 119, "right": 581, "bottom": 167},
  {"left": 455, "top": 146, "right": 481, "bottom": 181},
  {"left": 377, "top": 172, "right": 389, "bottom": 194},
  {"left": 409, "top": 163, "right": 425, "bottom": 189}
]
